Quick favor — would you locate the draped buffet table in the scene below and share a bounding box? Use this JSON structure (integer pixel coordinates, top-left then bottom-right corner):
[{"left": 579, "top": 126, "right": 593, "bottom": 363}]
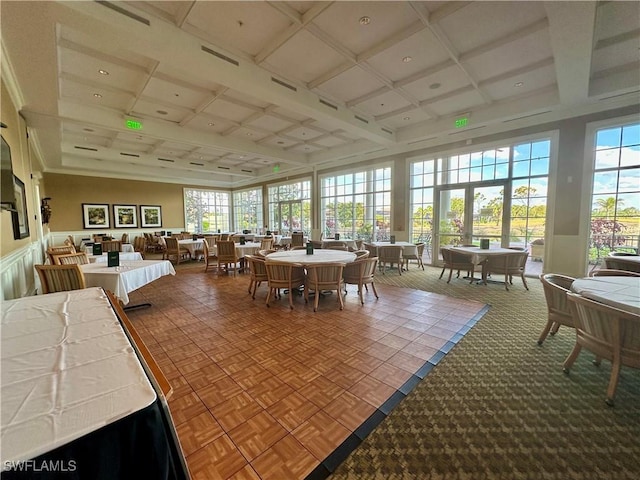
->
[{"left": 0, "top": 288, "right": 188, "bottom": 479}]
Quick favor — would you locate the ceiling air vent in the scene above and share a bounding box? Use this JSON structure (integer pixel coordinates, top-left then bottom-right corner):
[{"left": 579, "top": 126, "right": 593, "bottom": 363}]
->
[
  {"left": 218, "top": 166, "right": 230, "bottom": 170},
  {"left": 319, "top": 99, "right": 337, "bottom": 110},
  {"left": 271, "top": 77, "right": 297, "bottom": 92},
  {"left": 74, "top": 146, "right": 98, "bottom": 151},
  {"left": 190, "top": 162, "right": 204, "bottom": 166},
  {"left": 120, "top": 152, "right": 139, "bottom": 157},
  {"left": 96, "top": 1, "right": 150, "bottom": 25},
  {"left": 241, "top": 169, "right": 252, "bottom": 173},
  {"left": 381, "top": 128, "right": 393, "bottom": 135},
  {"left": 201, "top": 46, "right": 239, "bottom": 66},
  {"left": 354, "top": 115, "right": 369, "bottom": 124},
  {"left": 598, "top": 89, "right": 640, "bottom": 101},
  {"left": 157, "top": 158, "right": 175, "bottom": 163},
  {"left": 502, "top": 111, "right": 551, "bottom": 123}
]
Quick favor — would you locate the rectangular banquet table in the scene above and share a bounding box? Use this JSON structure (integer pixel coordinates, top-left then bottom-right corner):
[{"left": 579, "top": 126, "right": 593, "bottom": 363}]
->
[
  {"left": 80, "top": 260, "right": 176, "bottom": 305},
  {"left": 0, "top": 288, "right": 188, "bottom": 479}
]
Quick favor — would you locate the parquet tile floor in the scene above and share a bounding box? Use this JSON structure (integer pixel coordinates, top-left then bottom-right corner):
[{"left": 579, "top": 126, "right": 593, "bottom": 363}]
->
[{"left": 125, "top": 262, "right": 487, "bottom": 480}]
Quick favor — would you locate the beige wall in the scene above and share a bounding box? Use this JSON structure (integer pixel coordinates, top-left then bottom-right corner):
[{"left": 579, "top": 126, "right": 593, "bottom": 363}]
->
[
  {"left": 43, "top": 174, "right": 187, "bottom": 231},
  {"left": 1, "top": 81, "right": 37, "bottom": 257}
]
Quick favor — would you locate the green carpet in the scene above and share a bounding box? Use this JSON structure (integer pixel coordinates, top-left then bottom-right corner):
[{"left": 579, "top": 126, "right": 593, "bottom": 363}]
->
[{"left": 329, "top": 265, "right": 640, "bottom": 479}]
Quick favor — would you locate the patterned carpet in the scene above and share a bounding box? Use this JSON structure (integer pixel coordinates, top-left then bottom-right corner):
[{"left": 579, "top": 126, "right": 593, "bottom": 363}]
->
[{"left": 329, "top": 265, "right": 640, "bottom": 480}]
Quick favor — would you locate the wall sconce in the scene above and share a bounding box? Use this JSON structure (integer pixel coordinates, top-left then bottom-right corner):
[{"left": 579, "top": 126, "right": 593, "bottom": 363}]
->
[{"left": 41, "top": 197, "right": 52, "bottom": 224}]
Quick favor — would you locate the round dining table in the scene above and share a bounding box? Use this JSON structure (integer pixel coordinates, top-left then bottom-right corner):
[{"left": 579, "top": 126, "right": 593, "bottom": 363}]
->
[
  {"left": 571, "top": 276, "right": 640, "bottom": 314},
  {"left": 265, "top": 249, "right": 356, "bottom": 265}
]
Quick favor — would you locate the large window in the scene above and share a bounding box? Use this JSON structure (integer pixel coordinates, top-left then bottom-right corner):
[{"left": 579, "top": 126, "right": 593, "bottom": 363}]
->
[
  {"left": 233, "top": 188, "right": 263, "bottom": 233},
  {"left": 410, "top": 137, "right": 550, "bottom": 258},
  {"left": 321, "top": 166, "right": 391, "bottom": 241},
  {"left": 267, "top": 180, "right": 311, "bottom": 234},
  {"left": 589, "top": 121, "right": 640, "bottom": 262},
  {"left": 184, "top": 188, "right": 230, "bottom": 233}
]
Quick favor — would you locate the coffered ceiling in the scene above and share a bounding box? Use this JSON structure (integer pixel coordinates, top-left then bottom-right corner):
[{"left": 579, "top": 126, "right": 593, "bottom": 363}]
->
[{"left": 1, "top": 1, "right": 638, "bottom": 188}]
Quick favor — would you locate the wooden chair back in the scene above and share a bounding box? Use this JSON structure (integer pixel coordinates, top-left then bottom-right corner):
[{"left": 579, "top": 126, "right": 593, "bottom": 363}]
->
[
  {"left": 604, "top": 256, "right": 640, "bottom": 273},
  {"left": 46, "top": 245, "right": 77, "bottom": 263},
  {"left": 264, "top": 261, "right": 305, "bottom": 309},
  {"left": 378, "top": 245, "right": 403, "bottom": 275},
  {"left": 305, "top": 262, "right": 346, "bottom": 311},
  {"left": 343, "top": 257, "right": 379, "bottom": 305},
  {"left": 53, "top": 253, "right": 89, "bottom": 265},
  {"left": 291, "top": 232, "right": 304, "bottom": 247},
  {"left": 538, "top": 273, "right": 575, "bottom": 345},
  {"left": 35, "top": 264, "right": 86, "bottom": 294},
  {"left": 100, "top": 240, "right": 122, "bottom": 252}
]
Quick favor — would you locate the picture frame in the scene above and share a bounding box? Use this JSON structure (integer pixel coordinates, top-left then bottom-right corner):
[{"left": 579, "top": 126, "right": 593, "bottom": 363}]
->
[
  {"left": 12, "top": 175, "right": 29, "bottom": 239},
  {"left": 113, "top": 204, "right": 138, "bottom": 228},
  {"left": 82, "top": 203, "right": 110, "bottom": 229},
  {"left": 140, "top": 205, "right": 162, "bottom": 228}
]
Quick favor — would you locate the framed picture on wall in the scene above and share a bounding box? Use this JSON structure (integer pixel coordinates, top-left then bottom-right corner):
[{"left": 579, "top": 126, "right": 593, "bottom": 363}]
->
[
  {"left": 140, "top": 205, "right": 162, "bottom": 228},
  {"left": 113, "top": 204, "right": 138, "bottom": 228},
  {"left": 82, "top": 203, "right": 110, "bottom": 229},
  {"left": 12, "top": 175, "right": 29, "bottom": 239}
]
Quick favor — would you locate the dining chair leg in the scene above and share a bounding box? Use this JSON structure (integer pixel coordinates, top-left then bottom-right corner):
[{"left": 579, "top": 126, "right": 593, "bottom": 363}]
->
[{"left": 562, "top": 343, "right": 583, "bottom": 374}]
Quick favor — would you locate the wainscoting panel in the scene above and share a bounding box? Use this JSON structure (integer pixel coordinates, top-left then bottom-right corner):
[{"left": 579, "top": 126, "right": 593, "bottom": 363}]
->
[{"left": 1, "top": 241, "right": 44, "bottom": 301}]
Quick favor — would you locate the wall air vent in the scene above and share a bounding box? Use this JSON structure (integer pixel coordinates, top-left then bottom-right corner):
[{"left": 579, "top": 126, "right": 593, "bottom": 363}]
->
[
  {"left": 271, "top": 77, "right": 297, "bottom": 92},
  {"left": 218, "top": 166, "right": 230, "bottom": 170},
  {"left": 190, "top": 162, "right": 204, "bottom": 166},
  {"left": 157, "top": 158, "right": 175, "bottom": 163},
  {"left": 502, "top": 111, "right": 551, "bottom": 123},
  {"left": 408, "top": 137, "right": 437, "bottom": 145},
  {"left": 201, "top": 46, "right": 239, "bottom": 66},
  {"left": 74, "top": 146, "right": 98, "bottom": 151},
  {"left": 381, "top": 128, "right": 393, "bottom": 135},
  {"left": 96, "top": 1, "right": 150, "bottom": 25},
  {"left": 241, "top": 169, "right": 252, "bottom": 173},
  {"left": 354, "top": 115, "right": 369, "bottom": 124},
  {"left": 120, "top": 152, "right": 140, "bottom": 157},
  {"left": 319, "top": 99, "right": 338, "bottom": 110}
]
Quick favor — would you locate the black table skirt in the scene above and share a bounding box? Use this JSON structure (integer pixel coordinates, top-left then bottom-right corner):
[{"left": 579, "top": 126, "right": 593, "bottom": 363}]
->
[{"left": 3, "top": 400, "right": 189, "bottom": 480}]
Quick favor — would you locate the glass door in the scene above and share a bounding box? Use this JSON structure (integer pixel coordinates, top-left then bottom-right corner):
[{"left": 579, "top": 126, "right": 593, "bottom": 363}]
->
[
  {"left": 435, "top": 182, "right": 509, "bottom": 258},
  {"left": 276, "top": 201, "right": 303, "bottom": 234}
]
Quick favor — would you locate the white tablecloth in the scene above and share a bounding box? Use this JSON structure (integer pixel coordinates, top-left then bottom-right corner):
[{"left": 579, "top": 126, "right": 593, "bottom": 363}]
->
[
  {"left": 83, "top": 243, "right": 135, "bottom": 254},
  {"left": 266, "top": 250, "right": 356, "bottom": 265},
  {"left": 572, "top": 276, "right": 640, "bottom": 314},
  {"left": 322, "top": 239, "right": 358, "bottom": 250},
  {"left": 87, "top": 252, "right": 144, "bottom": 263},
  {"left": 277, "top": 236, "right": 309, "bottom": 246},
  {"left": 449, "top": 246, "right": 518, "bottom": 265},
  {"left": 178, "top": 239, "right": 204, "bottom": 257},
  {"left": 212, "top": 242, "right": 261, "bottom": 258},
  {"left": 0, "top": 288, "right": 156, "bottom": 465},
  {"left": 80, "top": 260, "right": 176, "bottom": 305}
]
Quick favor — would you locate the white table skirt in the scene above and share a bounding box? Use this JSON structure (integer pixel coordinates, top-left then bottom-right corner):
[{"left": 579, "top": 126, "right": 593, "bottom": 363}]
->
[
  {"left": 266, "top": 250, "right": 356, "bottom": 265},
  {"left": 80, "top": 260, "right": 176, "bottom": 305},
  {"left": 321, "top": 239, "right": 358, "bottom": 250},
  {"left": 449, "top": 246, "right": 519, "bottom": 265},
  {"left": 87, "top": 252, "right": 143, "bottom": 263},
  {"left": 571, "top": 276, "right": 640, "bottom": 314},
  {"left": 212, "top": 242, "right": 261, "bottom": 258},
  {"left": 178, "top": 239, "right": 204, "bottom": 257},
  {"left": 83, "top": 243, "right": 135, "bottom": 254},
  {"left": 0, "top": 288, "right": 156, "bottom": 465}
]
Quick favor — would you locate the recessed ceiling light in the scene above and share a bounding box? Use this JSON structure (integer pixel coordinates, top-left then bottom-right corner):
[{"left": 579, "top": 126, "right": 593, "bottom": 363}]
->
[
  {"left": 304, "top": 147, "right": 310, "bottom": 150},
  {"left": 174, "top": 93, "right": 180, "bottom": 97},
  {"left": 402, "top": 56, "right": 412, "bottom": 63},
  {"left": 246, "top": 132, "right": 253, "bottom": 136},
  {"left": 359, "top": 16, "right": 370, "bottom": 25},
  {"left": 514, "top": 81, "right": 524, "bottom": 87},
  {"left": 277, "top": 141, "right": 284, "bottom": 145},
  {"left": 403, "top": 116, "right": 411, "bottom": 121},
  {"left": 98, "top": 69, "right": 109, "bottom": 75},
  {"left": 429, "top": 83, "right": 441, "bottom": 90},
  {"left": 93, "top": 93, "right": 102, "bottom": 98},
  {"left": 156, "top": 110, "right": 168, "bottom": 115},
  {"left": 208, "top": 122, "right": 215, "bottom": 126}
]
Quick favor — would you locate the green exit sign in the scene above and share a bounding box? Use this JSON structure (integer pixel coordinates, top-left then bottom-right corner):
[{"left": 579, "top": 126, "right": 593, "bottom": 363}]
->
[
  {"left": 125, "top": 119, "right": 143, "bottom": 130},
  {"left": 455, "top": 117, "right": 468, "bottom": 128}
]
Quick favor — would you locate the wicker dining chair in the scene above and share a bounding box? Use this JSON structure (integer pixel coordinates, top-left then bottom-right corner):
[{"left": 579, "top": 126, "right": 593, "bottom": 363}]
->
[
  {"left": 590, "top": 269, "right": 640, "bottom": 277},
  {"left": 439, "top": 248, "right": 475, "bottom": 283},
  {"left": 53, "top": 252, "right": 90, "bottom": 265},
  {"left": 164, "top": 237, "right": 191, "bottom": 264},
  {"left": 343, "top": 257, "right": 379, "bottom": 305},
  {"left": 538, "top": 273, "right": 576, "bottom": 345},
  {"left": 378, "top": 245, "right": 403, "bottom": 275},
  {"left": 403, "top": 243, "right": 425, "bottom": 270},
  {"left": 216, "top": 240, "right": 239, "bottom": 276},
  {"left": 245, "top": 255, "right": 268, "bottom": 299},
  {"left": 46, "top": 245, "right": 77, "bottom": 264},
  {"left": 565, "top": 292, "right": 640, "bottom": 406},
  {"left": 291, "top": 232, "right": 305, "bottom": 248},
  {"left": 305, "top": 262, "right": 346, "bottom": 312},
  {"left": 482, "top": 251, "right": 529, "bottom": 290},
  {"left": 604, "top": 256, "right": 640, "bottom": 273},
  {"left": 265, "top": 261, "right": 305, "bottom": 309},
  {"left": 35, "top": 264, "right": 86, "bottom": 294},
  {"left": 203, "top": 240, "right": 218, "bottom": 273}
]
